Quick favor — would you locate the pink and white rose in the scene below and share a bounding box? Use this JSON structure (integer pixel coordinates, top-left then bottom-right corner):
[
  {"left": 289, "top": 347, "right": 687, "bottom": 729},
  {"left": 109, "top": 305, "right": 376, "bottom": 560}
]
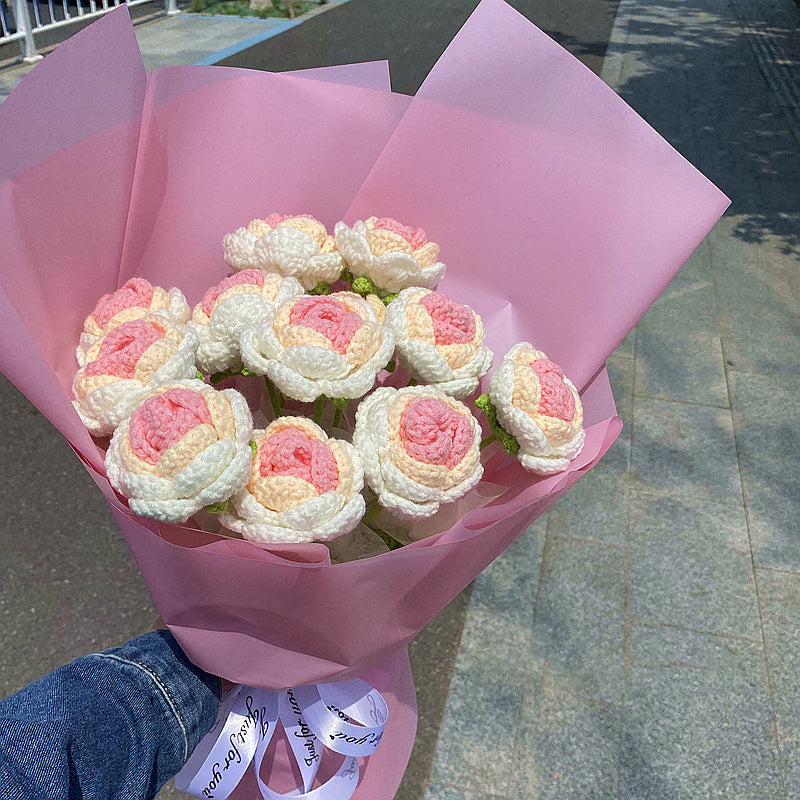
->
[
  {"left": 240, "top": 292, "right": 395, "bottom": 402},
  {"left": 334, "top": 217, "right": 446, "bottom": 293},
  {"left": 353, "top": 386, "right": 483, "bottom": 520},
  {"left": 384, "top": 288, "right": 492, "bottom": 398},
  {"left": 105, "top": 380, "right": 253, "bottom": 523},
  {"left": 490, "top": 343, "right": 585, "bottom": 474},
  {"left": 73, "top": 315, "right": 198, "bottom": 436},
  {"left": 78, "top": 278, "right": 189, "bottom": 366},
  {"left": 219, "top": 417, "right": 364, "bottom": 544},
  {"left": 222, "top": 214, "right": 344, "bottom": 290},
  {"left": 189, "top": 269, "right": 303, "bottom": 374}
]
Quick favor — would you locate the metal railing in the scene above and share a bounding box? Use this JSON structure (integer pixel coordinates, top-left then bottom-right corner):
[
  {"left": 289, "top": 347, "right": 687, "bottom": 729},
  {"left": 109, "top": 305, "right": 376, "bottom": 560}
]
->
[{"left": 1, "top": 0, "right": 177, "bottom": 62}]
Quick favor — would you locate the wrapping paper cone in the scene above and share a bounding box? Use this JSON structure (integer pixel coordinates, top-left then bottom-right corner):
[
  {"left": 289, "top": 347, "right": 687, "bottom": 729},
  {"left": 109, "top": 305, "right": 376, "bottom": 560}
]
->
[{"left": 0, "top": 2, "right": 729, "bottom": 797}]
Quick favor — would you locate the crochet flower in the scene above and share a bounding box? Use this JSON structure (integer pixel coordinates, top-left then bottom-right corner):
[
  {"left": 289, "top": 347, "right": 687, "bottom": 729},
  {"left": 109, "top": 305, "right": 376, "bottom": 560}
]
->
[
  {"left": 78, "top": 278, "right": 189, "bottom": 367},
  {"left": 334, "top": 217, "right": 446, "bottom": 294},
  {"left": 73, "top": 315, "right": 199, "bottom": 437},
  {"left": 384, "top": 288, "right": 492, "bottom": 399},
  {"left": 105, "top": 380, "right": 253, "bottom": 523},
  {"left": 240, "top": 292, "right": 395, "bottom": 402},
  {"left": 219, "top": 417, "right": 365, "bottom": 544},
  {"left": 189, "top": 269, "right": 304, "bottom": 374},
  {"left": 222, "top": 214, "right": 345, "bottom": 290},
  {"left": 353, "top": 386, "right": 483, "bottom": 520},
  {"left": 489, "top": 343, "right": 585, "bottom": 475}
]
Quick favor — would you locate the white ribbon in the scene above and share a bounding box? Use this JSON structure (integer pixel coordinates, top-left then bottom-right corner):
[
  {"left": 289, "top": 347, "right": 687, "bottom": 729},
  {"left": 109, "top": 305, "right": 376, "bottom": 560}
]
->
[{"left": 174, "top": 679, "right": 388, "bottom": 800}]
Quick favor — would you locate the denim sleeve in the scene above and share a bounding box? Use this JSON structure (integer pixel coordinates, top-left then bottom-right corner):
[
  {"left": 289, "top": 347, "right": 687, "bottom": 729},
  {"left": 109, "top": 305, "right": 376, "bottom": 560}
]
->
[{"left": 0, "top": 630, "right": 220, "bottom": 800}]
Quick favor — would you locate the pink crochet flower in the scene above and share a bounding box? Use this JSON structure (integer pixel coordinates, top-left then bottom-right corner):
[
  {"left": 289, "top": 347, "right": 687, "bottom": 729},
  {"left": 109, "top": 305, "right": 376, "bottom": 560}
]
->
[
  {"left": 219, "top": 417, "right": 365, "bottom": 544},
  {"left": 190, "top": 269, "right": 303, "bottom": 374},
  {"left": 222, "top": 214, "right": 344, "bottom": 290},
  {"left": 489, "top": 343, "right": 585, "bottom": 475},
  {"left": 72, "top": 315, "right": 198, "bottom": 436},
  {"left": 105, "top": 380, "right": 253, "bottom": 523},
  {"left": 240, "top": 292, "right": 394, "bottom": 402},
  {"left": 334, "top": 217, "right": 446, "bottom": 293},
  {"left": 384, "top": 288, "right": 492, "bottom": 399},
  {"left": 353, "top": 386, "right": 483, "bottom": 520},
  {"left": 78, "top": 278, "right": 189, "bottom": 367}
]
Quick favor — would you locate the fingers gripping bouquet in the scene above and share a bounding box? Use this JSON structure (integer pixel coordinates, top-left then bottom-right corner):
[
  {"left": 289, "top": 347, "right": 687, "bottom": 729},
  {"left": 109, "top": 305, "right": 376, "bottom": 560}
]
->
[{"left": 0, "top": 1, "right": 730, "bottom": 798}]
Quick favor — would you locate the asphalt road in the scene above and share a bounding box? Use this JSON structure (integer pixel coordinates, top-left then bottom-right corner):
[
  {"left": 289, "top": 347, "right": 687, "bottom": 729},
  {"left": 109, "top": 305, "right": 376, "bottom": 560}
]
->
[{"left": 221, "top": 0, "right": 620, "bottom": 90}]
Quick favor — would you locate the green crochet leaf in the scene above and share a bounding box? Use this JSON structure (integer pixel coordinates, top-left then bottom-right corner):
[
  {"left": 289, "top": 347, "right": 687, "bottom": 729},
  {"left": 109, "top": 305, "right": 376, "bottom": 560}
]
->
[
  {"left": 204, "top": 500, "right": 229, "bottom": 514},
  {"left": 474, "top": 393, "right": 520, "bottom": 455},
  {"left": 308, "top": 281, "right": 331, "bottom": 296},
  {"left": 249, "top": 440, "right": 258, "bottom": 458}
]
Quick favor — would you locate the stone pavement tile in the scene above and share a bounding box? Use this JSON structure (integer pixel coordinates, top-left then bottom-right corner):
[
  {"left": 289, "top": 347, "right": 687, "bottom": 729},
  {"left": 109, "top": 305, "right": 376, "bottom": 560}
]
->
[
  {"left": 756, "top": 566, "right": 800, "bottom": 797},
  {"left": 548, "top": 439, "right": 628, "bottom": 546},
  {"left": 728, "top": 372, "right": 800, "bottom": 571},
  {"left": 427, "top": 519, "right": 545, "bottom": 795},
  {"left": 630, "top": 397, "right": 742, "bottom": 506},
  {"left": 626, "top": 492, "right": 760, "bottom": 639},
  {"left": 621, "top": 622, "right": 784, "bottom": 800},
  {"left": 707, "top": 215, "right": 800, "bottom": 376},
  {"left": 533, "top": 536, "right": 625, "bottom": 705},
  {"left": 508, "top": 669, "right": 620, "bottom": 800},
  {"left": 635, "top": 328, "right": 728, "bottom": 407},
  {"left": 613, "top": 329, "right": 635, "bottom": 360}
]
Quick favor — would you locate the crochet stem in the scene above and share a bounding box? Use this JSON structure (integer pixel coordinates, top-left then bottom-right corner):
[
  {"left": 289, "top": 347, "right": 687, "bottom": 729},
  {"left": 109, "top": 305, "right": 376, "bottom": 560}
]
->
[
  {"left": 332, "top": 403, "right": 344, "bottom": 428},
  {"left": 265, "top": 377, "right": 282, "bottom": 418},
  {"left": 367, "top": 525, "right": 404, "bottom": 551},
  {"left": 480, "top": 433, "right": 498, "bottom": 449},
  {"left": 313, "top": 395, "right": 325, "bottom": 425},
  {"left": 361, "top": 501, "right": 383, "bottom": 528}
]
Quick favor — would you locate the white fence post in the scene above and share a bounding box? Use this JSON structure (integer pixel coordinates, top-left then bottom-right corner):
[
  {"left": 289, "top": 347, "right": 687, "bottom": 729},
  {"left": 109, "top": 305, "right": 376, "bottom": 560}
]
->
[
  {"left": 165, "top": 0, "right": 179, "bottom": 15},
  {"left": 14, "top": 0, "right": 41, "bottom": 62}
]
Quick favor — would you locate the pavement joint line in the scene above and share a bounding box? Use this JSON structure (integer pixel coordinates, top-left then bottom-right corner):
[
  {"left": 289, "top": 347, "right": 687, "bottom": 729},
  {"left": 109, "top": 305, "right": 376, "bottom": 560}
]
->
[
  {"left": 717, "top": 333, "right": 787, "bottom": 790},
  {"left": 626, "top": 615, "right": 764, "bottom": 645},
  {"left": 631, "top": 392, "right": 730, "bottom": 411},
  {"left": 756, "top": 565, "right": 800, "bottom": 577},
  {"left": 552, "top": 532, "right": 625, "bottom": 550}
]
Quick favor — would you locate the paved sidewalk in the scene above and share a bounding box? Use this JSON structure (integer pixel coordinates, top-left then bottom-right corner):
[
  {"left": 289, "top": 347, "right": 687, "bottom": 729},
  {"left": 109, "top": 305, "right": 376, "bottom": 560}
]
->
[
  {"left": 0, "top": 1, "right": 349, "bottom": 102},
  {"left": 424, "top": 1, "right": 800, "bottom": 798}
]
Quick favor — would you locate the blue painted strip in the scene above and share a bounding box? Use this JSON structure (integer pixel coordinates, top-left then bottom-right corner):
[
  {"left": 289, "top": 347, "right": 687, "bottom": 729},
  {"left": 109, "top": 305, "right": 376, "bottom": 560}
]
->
[{"left": 193, "top": 0, "right": 353, "bottom": 66}]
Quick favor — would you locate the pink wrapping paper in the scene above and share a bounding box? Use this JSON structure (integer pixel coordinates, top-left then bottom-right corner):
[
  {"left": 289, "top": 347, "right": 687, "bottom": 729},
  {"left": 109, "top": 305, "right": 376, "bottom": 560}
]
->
[{"left": 0, "top": 2, "right": 729, "bottom": 796}]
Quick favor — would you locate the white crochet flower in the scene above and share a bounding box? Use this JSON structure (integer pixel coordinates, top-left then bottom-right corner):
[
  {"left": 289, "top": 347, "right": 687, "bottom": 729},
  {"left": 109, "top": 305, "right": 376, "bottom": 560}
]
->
[
  {"left": 219, "top": 417, "right": 365, "bottom": 544},
  {"left": 384, "top": 288, "right": 492, "bottom": 399},
  {"left": 78, "top": 277, "right": 189, "bottom": 367},
  {"left": 353, "top": 386, "right": 483, "bottom": 520},
  {"left": 490, "top": 343, "right": 585, "bottom": 475},
  {"left": 189, "top": 270, "right": 303, "bottom": 375},
  {"left": 105, "top": 380, "right": 253, "bottom": 523},
  {"left": 240, "top": 292, "right": 395, "bottom": 402},
  {"left": 334, "top": 217, "right": 446, "bottom": 294},
  {"left": 222, "top": 214, "right": 345, "bottom": 290},
  {"left": 73, "top": 314, "right": 199, "bottom": 437}
]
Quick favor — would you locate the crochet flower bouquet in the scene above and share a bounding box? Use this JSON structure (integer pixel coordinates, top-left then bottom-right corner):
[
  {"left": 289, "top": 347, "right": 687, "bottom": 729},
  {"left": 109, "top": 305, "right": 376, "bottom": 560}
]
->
[{"left": 0, "top": 1, "right": 729, "bottom": 797}]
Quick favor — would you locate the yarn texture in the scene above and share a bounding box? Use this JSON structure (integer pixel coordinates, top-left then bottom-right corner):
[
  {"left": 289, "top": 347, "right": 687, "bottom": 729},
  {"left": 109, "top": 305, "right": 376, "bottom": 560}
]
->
[
  {"left": 219, "top": 416, "right": 365, "bottom": 543},
  {"left": 73, "top": 314, "right": 199, "bottom": 436},
  {"left": 78, "top": 278, "right": 189, "bottom": 366},
  {"left": 489, "top": 342, "right": 585, "bottom": 474},
  {"left": 334, "top": 217, "right": 446, "bottom": 294},
  {"left": 190, "top": 270, "right": 303, "bottom": 374},
  {"left": 240, "top": 291, "right": 395, "bottom": 402},
  {"left": 353, "top": 386, "right": 483, "bottom": 520},
  {"left": 384, "top": 288, "right": 492, "bottom": 399},
  {"left": 105, "top": 379, "right": 253, "bottom": 523},
  {"left": 222, "top": 214, "right": 344, "bottom": 290}
]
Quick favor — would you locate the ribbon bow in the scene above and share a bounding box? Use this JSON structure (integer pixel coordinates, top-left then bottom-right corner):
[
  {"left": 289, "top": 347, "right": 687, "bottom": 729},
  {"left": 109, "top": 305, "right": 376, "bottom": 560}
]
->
[{"left": 175, "top": 679, "right": 389, "bottom": 800}]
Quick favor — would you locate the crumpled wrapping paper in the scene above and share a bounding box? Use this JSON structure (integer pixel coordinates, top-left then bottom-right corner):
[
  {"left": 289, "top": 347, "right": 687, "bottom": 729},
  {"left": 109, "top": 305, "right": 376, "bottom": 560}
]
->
[{"left": 0, "top": 1, "right": 729, "bottom": 796}]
